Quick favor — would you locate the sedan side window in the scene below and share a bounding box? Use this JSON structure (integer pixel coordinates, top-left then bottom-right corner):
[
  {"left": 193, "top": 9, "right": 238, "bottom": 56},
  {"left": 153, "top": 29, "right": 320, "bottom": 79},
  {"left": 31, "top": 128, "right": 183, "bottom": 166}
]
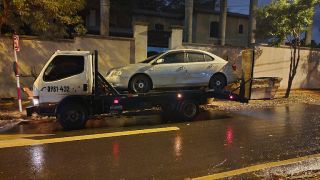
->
[
  {"left": 204, "top": 54, "right": 215, "bottom": 62},
  {"left": 188, "top": 52, "right": 205, "bottom": 63},
  {"left": 162, "top": 52, "right": 186, "bottom": 64}
]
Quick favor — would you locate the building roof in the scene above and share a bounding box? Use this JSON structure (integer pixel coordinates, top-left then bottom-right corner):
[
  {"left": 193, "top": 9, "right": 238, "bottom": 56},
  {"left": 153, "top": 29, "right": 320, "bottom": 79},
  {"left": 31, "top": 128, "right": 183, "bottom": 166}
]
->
[
  {"left": 194, "top": 8, "right": 249, "bottom": 19},
  {"left": 133, "top": 9, "right": 184, "bottom": 19},
  {"left": 133, "top": 8, "right": 249, "bottom": 20}
]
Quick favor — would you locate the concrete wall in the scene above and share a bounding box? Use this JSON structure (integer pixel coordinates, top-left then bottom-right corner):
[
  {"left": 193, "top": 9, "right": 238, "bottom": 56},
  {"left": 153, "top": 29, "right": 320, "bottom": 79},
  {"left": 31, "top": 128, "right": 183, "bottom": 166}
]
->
[
  {"left": 193, "top": 13, "right": 248, "bottom": 46},
  {"left": 0, "top": 35, "right": 134, "bottom": 98},
  {"left": 179, "top": 43, "right": 320, "bottom": 90},
  {"left": 169, "top": 26, "right": 184, "bottom": 49},
  {"left": 254, "top": 45, "right": 320, "bottom": 89}
]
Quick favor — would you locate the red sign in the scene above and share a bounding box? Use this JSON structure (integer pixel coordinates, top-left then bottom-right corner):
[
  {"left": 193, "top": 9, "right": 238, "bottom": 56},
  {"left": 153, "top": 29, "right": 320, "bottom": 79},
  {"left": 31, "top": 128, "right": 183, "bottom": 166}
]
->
[{"left": 13, "top": 35, "right": 20, "bottom": 52}]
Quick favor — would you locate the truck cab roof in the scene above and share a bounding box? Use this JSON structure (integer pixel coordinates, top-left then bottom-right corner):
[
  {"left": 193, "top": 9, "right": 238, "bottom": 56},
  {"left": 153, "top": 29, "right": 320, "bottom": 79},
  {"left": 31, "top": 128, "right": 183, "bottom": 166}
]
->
[{"left": 55, "top": 50, "right": 92, "bottom": 56}]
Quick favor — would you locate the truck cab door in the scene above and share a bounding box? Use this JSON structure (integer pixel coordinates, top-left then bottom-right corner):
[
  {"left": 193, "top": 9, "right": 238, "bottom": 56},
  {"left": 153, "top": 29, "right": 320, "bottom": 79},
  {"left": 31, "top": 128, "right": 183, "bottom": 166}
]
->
[{"left": 36, "top": 54, "right": 91, "bottom": 104}]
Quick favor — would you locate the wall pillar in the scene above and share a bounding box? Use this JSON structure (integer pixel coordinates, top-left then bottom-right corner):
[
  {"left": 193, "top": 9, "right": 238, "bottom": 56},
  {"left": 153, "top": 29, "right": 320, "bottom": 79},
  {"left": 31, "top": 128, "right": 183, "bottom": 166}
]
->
[
  {"left": 169, "top": 26, "right": 183, "bottom": 49},
  {"left": 184, "top": 0, "right": 193, "bottom": 43},
  {"left": 133, "top": 22, "right": 148, "bottom": 63},
  {"left": 219, "top": 0, "right": 227, "bottom": 46},
  {"left": 100, "top": 0, "right": 110, "bottom": 36}
]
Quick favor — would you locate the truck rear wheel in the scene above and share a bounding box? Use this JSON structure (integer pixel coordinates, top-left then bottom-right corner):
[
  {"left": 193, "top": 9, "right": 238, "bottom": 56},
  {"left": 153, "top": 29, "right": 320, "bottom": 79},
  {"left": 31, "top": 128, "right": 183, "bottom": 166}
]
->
[
  {"left": 178, "top": 100, "right": 199, "bottom": 121},
  {"left": 57, "top": 102, "right": 88, "bottom": 131}
]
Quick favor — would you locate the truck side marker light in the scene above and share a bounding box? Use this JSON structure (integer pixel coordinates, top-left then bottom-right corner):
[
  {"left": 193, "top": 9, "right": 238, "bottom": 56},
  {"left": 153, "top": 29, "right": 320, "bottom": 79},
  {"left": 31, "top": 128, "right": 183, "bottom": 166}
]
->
[{"left": 114, "top": 99, "right": 119, "bottom": 104}]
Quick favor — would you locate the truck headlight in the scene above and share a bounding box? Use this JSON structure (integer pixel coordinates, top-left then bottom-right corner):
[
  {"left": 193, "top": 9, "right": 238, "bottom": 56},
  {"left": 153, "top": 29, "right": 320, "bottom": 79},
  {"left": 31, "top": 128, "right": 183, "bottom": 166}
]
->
[{"left": 33, "top": 97, "right": 39, "bottom": 106}]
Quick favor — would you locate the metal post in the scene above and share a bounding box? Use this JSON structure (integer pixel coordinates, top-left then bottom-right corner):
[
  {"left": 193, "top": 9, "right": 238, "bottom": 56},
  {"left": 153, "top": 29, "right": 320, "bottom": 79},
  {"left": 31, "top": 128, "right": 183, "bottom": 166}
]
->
[{"left": 14, "top": 49, "right": 22, "bottom": 112}]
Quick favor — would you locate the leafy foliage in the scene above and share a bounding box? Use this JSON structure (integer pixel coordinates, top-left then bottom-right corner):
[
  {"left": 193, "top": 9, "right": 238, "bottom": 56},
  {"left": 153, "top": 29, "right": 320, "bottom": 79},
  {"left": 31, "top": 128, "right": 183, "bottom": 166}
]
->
[
  {"left": 257, "top": 0, "right": 317, "bottom": 98},
  {"left": 0, "top": 0, "right": 86, "bottom": 38},
  {"left": 257, "top": 0, "right": 316, "bottom": 45}
]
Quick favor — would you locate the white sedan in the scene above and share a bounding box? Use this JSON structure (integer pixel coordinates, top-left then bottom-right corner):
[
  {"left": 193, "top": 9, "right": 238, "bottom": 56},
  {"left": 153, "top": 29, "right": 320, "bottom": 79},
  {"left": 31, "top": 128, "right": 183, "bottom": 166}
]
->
[{"left": 106, "top": 49, "right": 238, "bottom": 93}]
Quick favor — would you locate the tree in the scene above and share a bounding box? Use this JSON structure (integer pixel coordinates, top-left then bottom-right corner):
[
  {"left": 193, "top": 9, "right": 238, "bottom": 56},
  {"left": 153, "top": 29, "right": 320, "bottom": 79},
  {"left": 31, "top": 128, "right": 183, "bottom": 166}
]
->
[
  {"left": 0, "top": 0, "right": 86, "bottom": 38},
  {"left": 257, "top": 0, "right": 316, "bottom": 98}
]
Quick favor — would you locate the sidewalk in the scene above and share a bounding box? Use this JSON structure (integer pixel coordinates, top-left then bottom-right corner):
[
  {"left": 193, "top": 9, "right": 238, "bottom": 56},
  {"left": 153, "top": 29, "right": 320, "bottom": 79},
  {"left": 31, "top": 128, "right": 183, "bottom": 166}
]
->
[{"left": 207, "top": 89, "right": 320, "bottom": 111}]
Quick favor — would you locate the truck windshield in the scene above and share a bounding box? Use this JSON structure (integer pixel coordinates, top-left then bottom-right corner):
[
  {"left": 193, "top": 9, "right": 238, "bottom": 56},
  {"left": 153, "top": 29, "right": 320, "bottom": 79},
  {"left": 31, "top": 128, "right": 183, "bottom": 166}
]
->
[{"left": 140, "top": 53, "right": 163, "bottom": 63}]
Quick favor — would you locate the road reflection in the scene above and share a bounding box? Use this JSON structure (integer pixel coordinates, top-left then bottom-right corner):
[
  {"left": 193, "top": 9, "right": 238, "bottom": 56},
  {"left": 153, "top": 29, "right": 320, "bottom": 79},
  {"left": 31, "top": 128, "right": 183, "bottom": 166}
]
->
[
  {"left": 225, "top": 126, "right": 234, "bottom": 146},
  {"left": 29, "top": 146, "right": 46, "bottom": 176},
  {"left": 173, "top": 132, "right": 183, "bottom": 160}
]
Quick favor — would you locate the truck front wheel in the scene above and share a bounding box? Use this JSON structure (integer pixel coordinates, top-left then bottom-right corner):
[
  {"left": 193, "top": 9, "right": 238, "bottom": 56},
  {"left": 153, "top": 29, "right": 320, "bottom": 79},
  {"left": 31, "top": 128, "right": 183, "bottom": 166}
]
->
[{"left": 57, "top": 102, "right": 88, "bottom": 130}]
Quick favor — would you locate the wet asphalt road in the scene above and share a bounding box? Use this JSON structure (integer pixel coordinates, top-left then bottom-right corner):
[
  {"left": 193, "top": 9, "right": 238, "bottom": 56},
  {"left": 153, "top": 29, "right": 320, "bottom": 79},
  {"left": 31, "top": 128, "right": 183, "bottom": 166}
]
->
[{"left": 0, "top": 104, "right": 320, "bottom": 179}]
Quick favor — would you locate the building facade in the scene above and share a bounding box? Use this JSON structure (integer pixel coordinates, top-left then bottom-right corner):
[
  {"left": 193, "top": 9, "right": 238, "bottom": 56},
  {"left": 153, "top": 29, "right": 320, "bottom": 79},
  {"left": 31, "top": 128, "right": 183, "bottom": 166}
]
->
[{"left": 83, "top": 3, "right": 249, "bottom": 48}]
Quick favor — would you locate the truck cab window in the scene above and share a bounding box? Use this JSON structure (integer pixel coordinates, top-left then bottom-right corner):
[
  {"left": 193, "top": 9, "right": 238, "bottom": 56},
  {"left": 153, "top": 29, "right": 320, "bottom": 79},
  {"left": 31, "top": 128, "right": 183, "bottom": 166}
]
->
[{"left": 43, "top": 55, "right": 84, "bottom": 82}]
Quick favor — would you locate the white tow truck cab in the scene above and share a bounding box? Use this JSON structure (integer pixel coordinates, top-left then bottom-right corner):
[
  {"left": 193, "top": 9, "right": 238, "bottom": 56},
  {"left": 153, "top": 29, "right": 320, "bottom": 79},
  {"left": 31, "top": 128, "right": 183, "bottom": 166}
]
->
[
  {"left": 32, "top": 51, "right": 94, "bottom": 114},
  {"left": 27, "top": 50, "right": 242, "bottom": 130}
]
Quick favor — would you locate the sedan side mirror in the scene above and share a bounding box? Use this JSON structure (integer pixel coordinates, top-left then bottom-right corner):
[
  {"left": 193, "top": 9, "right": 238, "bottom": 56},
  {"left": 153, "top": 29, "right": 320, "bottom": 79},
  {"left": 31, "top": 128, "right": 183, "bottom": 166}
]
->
[{"left": 155, "top": 59, "right": 164, "bottom": 64}]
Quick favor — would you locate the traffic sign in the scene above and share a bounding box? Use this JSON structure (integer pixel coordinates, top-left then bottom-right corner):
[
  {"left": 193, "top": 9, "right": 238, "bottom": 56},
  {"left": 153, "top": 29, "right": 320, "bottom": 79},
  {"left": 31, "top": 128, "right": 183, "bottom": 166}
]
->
[{"left": 13, "top": 35, "right": 20, "bottom": 52}]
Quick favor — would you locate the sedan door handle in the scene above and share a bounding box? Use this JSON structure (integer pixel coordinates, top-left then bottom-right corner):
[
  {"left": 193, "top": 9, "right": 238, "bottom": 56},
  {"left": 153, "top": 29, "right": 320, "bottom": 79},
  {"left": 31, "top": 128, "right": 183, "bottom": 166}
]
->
[
  {"left": 177, "top": 66, "right": 185, "bottom": 71},
  {"left": 207, "top": 64, "right": 213, "bottom": 69}
]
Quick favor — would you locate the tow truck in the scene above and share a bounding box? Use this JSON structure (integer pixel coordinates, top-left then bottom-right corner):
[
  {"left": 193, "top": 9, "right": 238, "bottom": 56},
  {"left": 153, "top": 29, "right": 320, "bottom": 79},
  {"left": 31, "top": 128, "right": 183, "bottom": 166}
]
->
[{"left": 26, "top": 50, "right": 242, "bottom": 130}]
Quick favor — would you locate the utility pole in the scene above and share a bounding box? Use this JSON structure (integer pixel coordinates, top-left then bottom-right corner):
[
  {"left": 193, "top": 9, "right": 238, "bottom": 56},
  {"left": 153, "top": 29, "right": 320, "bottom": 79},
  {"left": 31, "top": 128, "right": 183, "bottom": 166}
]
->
[
  {"left": 185, "top": 0, "right": 193, "bottom": 43},
  {"left": 305, "top": 7, "right": 315, "bottom": 46},
  {"left": 100, "top": 0, "right": 110, "bottom": 36},
  {"left": 219, "top": 0, "right": 227, "bottom": 46},
  {"left": 248, "top": 0, "right": 257, "bottom": 47},
  {"left": 305, "top": 26, "right": 313, "bottom": 46}
]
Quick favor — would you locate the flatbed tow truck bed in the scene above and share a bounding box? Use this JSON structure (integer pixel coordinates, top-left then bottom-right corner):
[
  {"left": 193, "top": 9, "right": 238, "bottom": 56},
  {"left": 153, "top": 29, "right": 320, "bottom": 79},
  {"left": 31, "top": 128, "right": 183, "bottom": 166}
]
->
[{"left": 26, "top": 50, "right": 242, "bottom": 130}]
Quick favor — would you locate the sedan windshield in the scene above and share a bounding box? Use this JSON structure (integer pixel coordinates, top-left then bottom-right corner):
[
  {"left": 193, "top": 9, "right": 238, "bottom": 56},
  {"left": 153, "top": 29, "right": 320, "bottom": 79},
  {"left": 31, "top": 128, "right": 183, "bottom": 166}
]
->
[{"left": 140, "top": 53, "right": 163, "bottom": 63}]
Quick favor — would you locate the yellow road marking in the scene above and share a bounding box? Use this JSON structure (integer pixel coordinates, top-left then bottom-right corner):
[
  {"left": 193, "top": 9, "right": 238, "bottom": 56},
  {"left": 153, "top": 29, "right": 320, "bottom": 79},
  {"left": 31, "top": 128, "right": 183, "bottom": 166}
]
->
[
  {"left": 193, "top": 153, "right": 320, "bottom": 180},
  {"left": 0, "top": 134, "right": 54, "bottom": 141},
  {"left": 0, "top": 127, "right": 179, "bottom": 149}
]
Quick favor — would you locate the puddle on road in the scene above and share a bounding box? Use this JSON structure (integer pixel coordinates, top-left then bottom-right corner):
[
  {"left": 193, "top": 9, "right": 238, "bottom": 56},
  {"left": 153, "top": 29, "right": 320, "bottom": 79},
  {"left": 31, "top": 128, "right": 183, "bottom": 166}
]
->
[
  {"left": 0, "top": 109, "right": 233, "bottom": 135},
  {"left": 1, "top": 104, "right": 319, "bottom": 137}
]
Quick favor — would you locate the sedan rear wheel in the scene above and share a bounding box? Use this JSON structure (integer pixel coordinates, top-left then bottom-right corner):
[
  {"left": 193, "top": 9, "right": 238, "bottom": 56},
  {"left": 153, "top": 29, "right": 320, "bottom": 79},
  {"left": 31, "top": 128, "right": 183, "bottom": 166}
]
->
[
  {"left": 129, "top": 75, "right": 151, "bottom": 93},
  {"left": 209, "top": 74, "right": 227, "bottom": 90}
]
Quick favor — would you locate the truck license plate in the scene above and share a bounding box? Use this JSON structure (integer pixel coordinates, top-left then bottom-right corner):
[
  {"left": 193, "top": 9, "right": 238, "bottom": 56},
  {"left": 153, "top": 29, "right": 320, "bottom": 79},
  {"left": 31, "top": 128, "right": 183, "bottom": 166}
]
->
[{"left": 110, "top": 105, "right": 123, "bottom": 114}]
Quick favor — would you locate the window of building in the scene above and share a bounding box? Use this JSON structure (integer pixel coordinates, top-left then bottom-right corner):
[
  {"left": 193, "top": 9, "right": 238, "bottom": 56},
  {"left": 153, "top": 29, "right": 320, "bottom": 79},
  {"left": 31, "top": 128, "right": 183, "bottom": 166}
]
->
[
  {"left": 163, "top": 52, "right": 186, "bottom": 64},
  {"left": 155, "top": 24, "right": 164, "bottom": 31},
  {"left": 239, "top": 24, "right": 244, "bottom": 34},
  {"left": 88, "top": 10, "right": 96, "bottom": 27},
  {"left": 188, "top": 52, "right": 205, "bottom": 63},
  {"left": 210, "top": 21, "right": 219, "bottom": 38},
  {"left": 43, "top": 55, "right": 84, "bottom": 82}
]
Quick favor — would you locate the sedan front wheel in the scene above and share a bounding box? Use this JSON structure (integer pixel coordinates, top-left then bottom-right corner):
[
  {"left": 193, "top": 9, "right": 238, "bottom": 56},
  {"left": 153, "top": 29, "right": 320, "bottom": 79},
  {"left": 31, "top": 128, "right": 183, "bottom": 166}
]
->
[{"left": 129, "top": 74, "right": 151, "bottom": 93}]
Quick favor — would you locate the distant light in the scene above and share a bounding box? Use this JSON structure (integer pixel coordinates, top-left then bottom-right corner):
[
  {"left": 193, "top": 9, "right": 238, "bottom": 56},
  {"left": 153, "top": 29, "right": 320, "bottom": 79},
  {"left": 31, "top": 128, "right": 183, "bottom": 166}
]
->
[
  {"left": 229, "top": 95, "right": 234, "bottom": 100},
  {"left": 114, "top": 99, "right": 119, "bottom": 104},
  {"left": 232, "top": 64, "right": 237, "bottom": 71},
  {"left": 177, "top": 93, "right": 182, "bottom": 99}
]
